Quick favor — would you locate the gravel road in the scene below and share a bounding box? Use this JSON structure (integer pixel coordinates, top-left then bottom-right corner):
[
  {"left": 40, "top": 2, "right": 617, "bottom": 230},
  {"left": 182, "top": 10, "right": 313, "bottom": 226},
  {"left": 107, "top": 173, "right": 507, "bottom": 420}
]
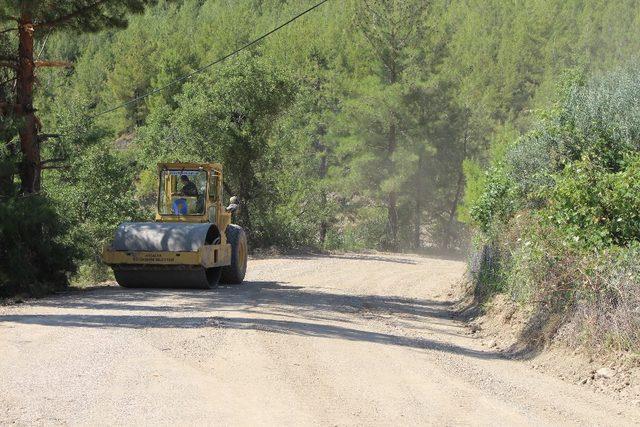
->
[{"left": 1, "top": 253, "right": 638, "bottom": 426}]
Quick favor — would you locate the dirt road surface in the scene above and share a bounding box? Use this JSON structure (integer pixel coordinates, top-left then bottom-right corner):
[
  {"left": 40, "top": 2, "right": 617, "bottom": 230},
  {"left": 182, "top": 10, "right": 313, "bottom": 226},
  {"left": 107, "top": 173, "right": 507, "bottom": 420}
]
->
[{"left": 1, "top": 253, "right": 638, "bottom": 426}]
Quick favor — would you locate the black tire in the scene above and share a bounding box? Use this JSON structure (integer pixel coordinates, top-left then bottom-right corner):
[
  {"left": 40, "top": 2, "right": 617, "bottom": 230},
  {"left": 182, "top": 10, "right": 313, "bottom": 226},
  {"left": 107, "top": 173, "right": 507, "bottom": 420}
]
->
[{"left": 221, "top": 224, "right": 248, "bottom": 284}]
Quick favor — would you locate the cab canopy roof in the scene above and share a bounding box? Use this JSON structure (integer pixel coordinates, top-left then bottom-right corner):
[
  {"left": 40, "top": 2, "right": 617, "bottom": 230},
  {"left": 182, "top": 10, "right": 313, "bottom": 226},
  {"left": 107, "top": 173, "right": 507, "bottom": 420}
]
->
[{"left": 158, "top": 162, "right": 223, "bottom": 171}]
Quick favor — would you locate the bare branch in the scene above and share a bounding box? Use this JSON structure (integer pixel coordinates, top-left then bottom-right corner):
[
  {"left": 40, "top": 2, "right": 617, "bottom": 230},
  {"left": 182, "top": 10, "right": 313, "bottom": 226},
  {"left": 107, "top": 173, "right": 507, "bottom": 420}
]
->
[
  {"left": 34, "top": 60, "right": 73, "bottom": 68},
  {"left": 0, "top": 27, "right": 17, "bottom": 34},
  {"left": 35, "top": 0, "right": 112, "bottom": 30},
  {"left": 36, "top": 30, "right": 51, "bottom": 60}
]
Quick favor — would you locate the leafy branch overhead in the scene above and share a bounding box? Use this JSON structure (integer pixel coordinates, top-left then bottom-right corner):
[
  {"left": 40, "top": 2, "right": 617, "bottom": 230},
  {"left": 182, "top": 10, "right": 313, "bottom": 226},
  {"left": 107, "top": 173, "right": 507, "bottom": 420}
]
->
[{"left": 1, "top": 0, "right": 153, "bottom": 32}]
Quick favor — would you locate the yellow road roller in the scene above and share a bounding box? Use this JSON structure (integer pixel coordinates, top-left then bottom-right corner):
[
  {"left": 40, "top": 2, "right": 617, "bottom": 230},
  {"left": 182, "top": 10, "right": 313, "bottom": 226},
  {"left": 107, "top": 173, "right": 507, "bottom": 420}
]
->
[{"left": 102, "top": 162, "right": 247, "bottom": 289}]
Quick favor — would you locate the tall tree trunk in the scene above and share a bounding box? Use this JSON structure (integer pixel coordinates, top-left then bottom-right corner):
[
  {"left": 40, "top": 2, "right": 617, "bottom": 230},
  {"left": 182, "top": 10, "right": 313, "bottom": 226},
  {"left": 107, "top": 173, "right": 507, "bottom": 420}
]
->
[
  {"left": 314, "top": 124, "right": 328, "bottom": 246},
  {"left": 318, "top": 151, "right": 328, "bottom": 245},
  {"left": 17, "top": 16, "right": 40, "bottom": 193},
  {"left": 443, "top": 130, "right": 468, "bottom": 249},
  {"left": 414, "top": 147, "right": 424, "bottom": 249},
  {"left": 444, "top": 166, "right": 464, "bottom": 250},
  {"left": 387, "top": 120, "right": 398, "bottom": 250}
]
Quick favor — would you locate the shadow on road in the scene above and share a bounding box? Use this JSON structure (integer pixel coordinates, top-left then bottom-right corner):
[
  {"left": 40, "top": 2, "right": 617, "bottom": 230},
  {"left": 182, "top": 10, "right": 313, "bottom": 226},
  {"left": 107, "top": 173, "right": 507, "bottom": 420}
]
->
[
  {"left": 282, "top": 254, "right": 420, "bottom": 265},
  {"left": 0, "top": 280, "right": 502, "bottom": 360},
  {"left": 17, "top": 281, "right": 458, "bottom": 320},
  {"left": 254, "top": 251, "right": 465, "bottom": 264}
]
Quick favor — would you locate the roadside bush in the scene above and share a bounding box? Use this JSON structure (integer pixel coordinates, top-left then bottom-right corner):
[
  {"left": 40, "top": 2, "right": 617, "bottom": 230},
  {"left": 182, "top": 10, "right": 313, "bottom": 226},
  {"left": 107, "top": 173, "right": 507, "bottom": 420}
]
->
[
  {"left": 469, "top": 166, "right": 517, "bottom": 234},
  {"left": 545, "top": 154, "right": 640, "bottom": 249},
  {"left": 559, "top": 245, "right": 640, "bottom": 353},
  {"left": 0, "top": 195, "right": 75, "bottom": 297},
  {"left": 48, "top": 145, "right": 142, "bottom": 285},
  {"left": 504, "top": 131, "right": 556, "bottom": 199},
  {"left": 467, "top": 67, "right": 640, "bottom": 353},
  {"left": 470, "top": 211, "right": 570, "bottom": 305},
  {"left": 324, "top": 206, "right": 388, "bottom": 251},
  {"left": 556, "top": 69, "right": 640, "bottom": 169}
]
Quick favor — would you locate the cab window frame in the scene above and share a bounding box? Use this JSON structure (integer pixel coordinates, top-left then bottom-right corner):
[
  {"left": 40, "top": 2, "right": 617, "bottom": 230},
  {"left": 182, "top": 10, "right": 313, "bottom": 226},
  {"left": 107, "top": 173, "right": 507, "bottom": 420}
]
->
[{"left": 157, "top": 169, "right": 209, "bottom": 216}]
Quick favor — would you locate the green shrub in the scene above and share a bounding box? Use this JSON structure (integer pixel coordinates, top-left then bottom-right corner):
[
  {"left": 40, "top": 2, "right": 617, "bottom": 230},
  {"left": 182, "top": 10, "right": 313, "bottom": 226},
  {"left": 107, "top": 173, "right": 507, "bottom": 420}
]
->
[
  {"left": 469, "top": 166, "right": 517, "bottom": 233},
  {"left": 556, "top": 69, "right": 640, "bottom": 170},
  {"left": 545, "top": 154, "right": 640, "bottom": 248},
  {"left": 0, "top": 195, "right": 75, "bottom": 297},
  {"left": 472, "top": 67, "right": 640, "bottom": 252},
  {"left": 324, "top": 206, "right": 388, "bottom": 251},
  {"left": 48, "top": 145, "right": 143, "bottom": 285},
  {"left": 504, "top": 131, "right": 557, "bottom": 199},
  {"left": 468, "top": 67, "right": 640, "bottom": 352},
  {"left": 560, "top": 244, "right": 640, "bottom": 352}
]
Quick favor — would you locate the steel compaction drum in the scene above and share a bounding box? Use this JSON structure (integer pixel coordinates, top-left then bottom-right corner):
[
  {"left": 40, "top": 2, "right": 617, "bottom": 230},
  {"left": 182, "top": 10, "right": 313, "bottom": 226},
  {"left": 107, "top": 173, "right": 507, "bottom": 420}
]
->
[{"left": 110, "top": 222, "right": 221, "bottom": 289}]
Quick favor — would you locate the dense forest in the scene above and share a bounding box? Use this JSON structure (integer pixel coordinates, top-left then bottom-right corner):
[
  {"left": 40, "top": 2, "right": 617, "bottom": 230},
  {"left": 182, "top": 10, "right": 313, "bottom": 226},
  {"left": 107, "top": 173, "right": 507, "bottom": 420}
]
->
[{"left": 2, "top": 0, "right": 640, "bottom": 323}]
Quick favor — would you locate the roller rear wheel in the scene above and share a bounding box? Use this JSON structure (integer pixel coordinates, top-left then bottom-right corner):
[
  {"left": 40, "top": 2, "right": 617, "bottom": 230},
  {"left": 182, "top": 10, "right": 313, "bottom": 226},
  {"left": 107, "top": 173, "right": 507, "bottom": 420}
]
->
[{"left": 221, "top": 224, "right": 248, "bottom": 284}]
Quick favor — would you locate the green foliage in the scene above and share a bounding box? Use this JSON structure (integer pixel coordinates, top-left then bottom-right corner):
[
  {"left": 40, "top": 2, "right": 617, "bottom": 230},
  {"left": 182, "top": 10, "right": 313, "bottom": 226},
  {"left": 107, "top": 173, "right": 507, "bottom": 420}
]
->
[
  {"left": 37, "top": 95, "right": 144, "bottom": 285},
  {"left": 325, "top": 206, "right": 388, "bottom": 251},
  {"left": 469, "top": 166, "right": 516, "bottom": 233},
  {"left": 49, "top": 145, "right": 143, "bottom": 284},
  {"left": 9, "top": 0, "right": 640, "bottom": 298},
  {"left": 0, "top": 1, "right": 159, "bottom": 32},
  {"left": 458, "top": 159, "right": 484, "bottom": 224},
  {"left": 0, "top": 195, "right": 75, "bottom": 296},
  {"left": 546, "top": 155, "right": 640, "bottom": 248},
  {"left": 470, "top": 68, "right": 640, "bottom": 352},
  {"left": 137, "top": 55, "right": 298, "bottom": 245},
  {"left": 472, "top": 67, "right": 640, "bottom": 240}
]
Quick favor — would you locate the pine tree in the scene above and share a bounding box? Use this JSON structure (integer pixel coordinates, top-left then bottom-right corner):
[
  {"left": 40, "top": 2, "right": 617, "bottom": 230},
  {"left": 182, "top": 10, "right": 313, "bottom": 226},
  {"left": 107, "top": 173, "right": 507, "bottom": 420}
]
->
[
  {"left": 349, "top": 0, "right": 429, "bottom": 250},
  {"left": 0, "top": 0, "right": 158, "bottom": 193}
]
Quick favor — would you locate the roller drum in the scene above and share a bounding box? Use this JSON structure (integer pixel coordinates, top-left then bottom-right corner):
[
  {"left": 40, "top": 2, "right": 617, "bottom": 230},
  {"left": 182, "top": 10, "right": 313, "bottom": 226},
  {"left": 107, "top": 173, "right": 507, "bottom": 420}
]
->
[
  {"left": 113, "top": 265, "right": 222, "bottom": 289},
  {"left": 113, "top": 222, "right": 219, "bottom": 252},
  {"left": 110, "top": 222, "right": 222, "bottom": 289}
]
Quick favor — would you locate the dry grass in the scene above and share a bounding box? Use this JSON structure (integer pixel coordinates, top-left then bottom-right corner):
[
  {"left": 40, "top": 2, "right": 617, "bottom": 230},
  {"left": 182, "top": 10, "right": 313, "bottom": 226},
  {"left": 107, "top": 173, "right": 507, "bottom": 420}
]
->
[
  {"left": 562, "top": 250, "right": 640, "bottom": 353},
  {"left": 470, "top": 239, "right": 640, "bottom": 355}
]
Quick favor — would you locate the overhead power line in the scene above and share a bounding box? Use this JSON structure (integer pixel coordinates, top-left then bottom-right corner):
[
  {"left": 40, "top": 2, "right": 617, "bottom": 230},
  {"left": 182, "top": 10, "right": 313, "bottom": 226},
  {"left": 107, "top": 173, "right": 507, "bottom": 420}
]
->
[{"left": 91, "top": 0, "right": 330, "bottom": 119}]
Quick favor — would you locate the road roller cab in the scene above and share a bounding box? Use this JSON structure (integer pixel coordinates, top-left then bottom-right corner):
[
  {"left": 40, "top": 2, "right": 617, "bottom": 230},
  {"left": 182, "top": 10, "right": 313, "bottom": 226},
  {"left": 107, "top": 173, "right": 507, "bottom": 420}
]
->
[
  {"left": 102, "top": 162, "right": 248, "bottom": 289},
  {"left": 155, "top": 162, "right": 224, "bottom": 223}
]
